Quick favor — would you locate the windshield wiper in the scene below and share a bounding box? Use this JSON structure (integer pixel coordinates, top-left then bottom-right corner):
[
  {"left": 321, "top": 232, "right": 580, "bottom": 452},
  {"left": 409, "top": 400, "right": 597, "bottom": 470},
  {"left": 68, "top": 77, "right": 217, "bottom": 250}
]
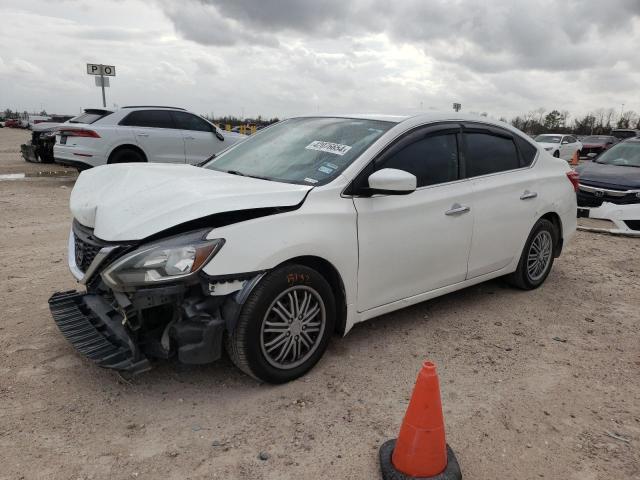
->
[
  {"left": 196, "top": 154, "right": 216, "bottom": 167},
  {"left": 224, "top": 169, "right": 271, "bottom": 181}
]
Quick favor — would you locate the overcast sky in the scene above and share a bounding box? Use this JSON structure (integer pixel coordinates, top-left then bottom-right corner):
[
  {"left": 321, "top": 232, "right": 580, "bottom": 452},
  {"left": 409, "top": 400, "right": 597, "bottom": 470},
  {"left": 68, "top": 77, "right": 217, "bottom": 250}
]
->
[{"left": 1, "top": 0, "right": 639, "bottom": 120}]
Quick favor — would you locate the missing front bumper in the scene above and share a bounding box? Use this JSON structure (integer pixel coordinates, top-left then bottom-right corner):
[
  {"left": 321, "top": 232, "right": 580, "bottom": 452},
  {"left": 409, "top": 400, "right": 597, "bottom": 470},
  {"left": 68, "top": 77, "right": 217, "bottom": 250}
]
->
[{"left": 48, "top": 290, "right": 151, "bottom": 375}]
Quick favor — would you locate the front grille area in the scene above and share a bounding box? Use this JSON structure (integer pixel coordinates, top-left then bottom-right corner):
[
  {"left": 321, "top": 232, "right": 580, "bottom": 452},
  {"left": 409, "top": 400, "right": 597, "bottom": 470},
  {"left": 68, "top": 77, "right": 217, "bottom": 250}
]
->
[
  {"left": 72, "top": 220, "right": 119, "bottom": 273},
  {"left": 74, "top": 232, "right": 102, "bottom": 271},
  {"left": 577, "top": 185, "right": 640, "bottom": 208}
]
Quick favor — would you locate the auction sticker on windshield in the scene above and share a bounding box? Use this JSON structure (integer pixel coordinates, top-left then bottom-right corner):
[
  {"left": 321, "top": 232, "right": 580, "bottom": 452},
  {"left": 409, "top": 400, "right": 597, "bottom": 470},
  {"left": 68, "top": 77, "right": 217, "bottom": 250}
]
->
[{"left": 306, "top": 140, "right": 352, "bottom": 156}]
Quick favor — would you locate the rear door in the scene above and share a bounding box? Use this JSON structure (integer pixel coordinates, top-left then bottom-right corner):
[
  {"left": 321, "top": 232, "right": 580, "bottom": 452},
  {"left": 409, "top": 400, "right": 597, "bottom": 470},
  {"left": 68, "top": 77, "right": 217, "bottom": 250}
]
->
[
  {"left": 462, "top": 125, "right": 541, "bottom": 278},
  {"left": 171, "top": 111, "right": 224, "bottom": 165},
  {"left": 119, "top": 110, "right": 185, "bottom": 163},
  {"left": 353, "top": 125, "right": 474, "bottom": 311}
]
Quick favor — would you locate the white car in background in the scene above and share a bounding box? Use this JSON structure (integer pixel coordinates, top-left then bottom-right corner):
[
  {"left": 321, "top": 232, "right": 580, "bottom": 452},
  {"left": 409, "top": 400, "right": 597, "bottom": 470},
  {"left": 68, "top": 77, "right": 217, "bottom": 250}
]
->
[
  {"left": 49, "top": 113, "right": 577, "bottom": 383},
  {"left": 534, "top": 134, "right": 582, "bottom": 160},
  {"left": 53, "top": 106, "right": 245, "bottom": 170}
]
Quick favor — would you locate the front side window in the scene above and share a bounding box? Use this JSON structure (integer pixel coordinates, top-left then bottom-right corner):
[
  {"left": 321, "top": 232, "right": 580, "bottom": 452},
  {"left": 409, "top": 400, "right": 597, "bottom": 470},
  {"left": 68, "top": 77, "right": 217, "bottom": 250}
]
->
[
  {"left": 378, "top": 133, "right": 458, "bottom": 187},
  {"left": 120, "top": 110, "right": 174, "bottom": 128},
  {"left": 465, "top": 132, "right": 519, "bottom": 177},
  {"left": 172, "top": 112, "right": 213, "bottom": 132},
  {"left": 205, "top": 117, "right": 393, "bottom": 185}
]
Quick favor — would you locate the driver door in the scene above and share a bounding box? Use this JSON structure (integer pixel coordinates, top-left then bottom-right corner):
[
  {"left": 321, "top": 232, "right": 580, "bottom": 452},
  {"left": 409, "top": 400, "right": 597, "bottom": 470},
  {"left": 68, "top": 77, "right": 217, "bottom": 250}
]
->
[{"left": 352, "top": 125, "right": 474, "bottom": 312}]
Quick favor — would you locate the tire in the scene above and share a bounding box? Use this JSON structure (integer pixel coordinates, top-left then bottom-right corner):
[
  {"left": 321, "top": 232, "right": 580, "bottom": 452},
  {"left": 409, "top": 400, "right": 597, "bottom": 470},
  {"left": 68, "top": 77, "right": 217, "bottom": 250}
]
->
[
  {"left": 506, "top": 218, "right": 558, "bottom": 290},
  {"left": 108, "top": 148, "right": 145, "bottom": 164},
  {"left": 553, "top": 150, "right": 560, "bottom": 158},
  {"left": 226, "top": 264, "right": 335, "bottom": 383}
]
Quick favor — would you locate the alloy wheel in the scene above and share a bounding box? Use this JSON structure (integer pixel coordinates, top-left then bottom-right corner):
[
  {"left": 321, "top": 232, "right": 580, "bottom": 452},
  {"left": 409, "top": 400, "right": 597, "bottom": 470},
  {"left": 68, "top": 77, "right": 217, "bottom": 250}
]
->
[
  {"left": 527, "top": 230, "right": 553, "bottom": 281},
  {"left": 260, "top": 286, "right": 326, "bottom": 370}
]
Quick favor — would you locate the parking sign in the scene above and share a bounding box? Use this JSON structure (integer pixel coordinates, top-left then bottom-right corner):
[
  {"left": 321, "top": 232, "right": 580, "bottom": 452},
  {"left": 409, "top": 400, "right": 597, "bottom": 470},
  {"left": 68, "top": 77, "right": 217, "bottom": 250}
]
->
[{"left": 86, "top": 64, "right": 116, "bottom": 76}]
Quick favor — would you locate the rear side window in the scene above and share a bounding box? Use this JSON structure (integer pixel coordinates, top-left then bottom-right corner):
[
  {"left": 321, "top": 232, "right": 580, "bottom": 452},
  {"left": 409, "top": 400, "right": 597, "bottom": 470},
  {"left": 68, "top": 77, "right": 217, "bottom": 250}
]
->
[
  {"left": 120, "top": 110, "right": 174, "bottom": 128},
  {"left": 464, "top": 133, "right": 519, "bottom": 177},
  {"left": 514, "top": 135, "right": 537, "bottom": 167},
  {"left": 171, "top": 111, "right": 213, "bottom": 132},
  {"left": 379, "top": 133, "right": 458, "bottom": 187}
]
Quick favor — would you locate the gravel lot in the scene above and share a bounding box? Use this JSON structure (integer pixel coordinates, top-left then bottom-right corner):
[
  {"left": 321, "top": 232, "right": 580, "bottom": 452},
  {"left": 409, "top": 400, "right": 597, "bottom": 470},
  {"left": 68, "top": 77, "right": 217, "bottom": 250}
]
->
[{"left": 1, "top": 128, "right": 639, "bottom": 480}]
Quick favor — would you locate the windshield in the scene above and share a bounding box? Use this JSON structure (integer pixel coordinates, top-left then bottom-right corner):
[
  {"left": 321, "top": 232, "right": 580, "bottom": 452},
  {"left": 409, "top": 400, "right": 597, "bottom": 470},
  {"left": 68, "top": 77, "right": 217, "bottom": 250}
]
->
[
  {"left": 205, "top": 117, "right": 393, "bottom": 185},
  {"left": 595, "top": 141, "right": 640, "bottom": 167},
  {"left": 535, "top": 135, "right": 562, "bottom": 143},
  {"left": 583, "top": 136, "right": 612, "bottom": 143}
]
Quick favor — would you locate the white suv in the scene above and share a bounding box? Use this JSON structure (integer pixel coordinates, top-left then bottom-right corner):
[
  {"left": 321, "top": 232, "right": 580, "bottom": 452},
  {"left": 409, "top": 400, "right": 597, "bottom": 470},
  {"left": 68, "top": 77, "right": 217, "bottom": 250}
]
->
[
  {"left": 53, "top": 106, "right": 245, "bottom": 170},
  {"left": 49, "top": 113, "right": 577, "bottom": 383}
]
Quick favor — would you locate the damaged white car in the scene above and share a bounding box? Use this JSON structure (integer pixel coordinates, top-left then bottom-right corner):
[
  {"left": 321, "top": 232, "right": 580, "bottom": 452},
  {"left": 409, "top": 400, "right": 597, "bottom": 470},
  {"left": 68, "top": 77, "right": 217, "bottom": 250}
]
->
[
  {"left": 576, "top": 137, "right": 640, "bottom": 236},
  {"left": 49, "top": 114, "right": 577, "bottom": 383}
]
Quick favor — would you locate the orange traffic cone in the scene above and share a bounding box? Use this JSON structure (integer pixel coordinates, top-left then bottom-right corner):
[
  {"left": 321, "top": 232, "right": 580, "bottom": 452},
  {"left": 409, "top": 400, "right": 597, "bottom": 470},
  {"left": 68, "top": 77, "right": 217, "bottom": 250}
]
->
[
  {"left": 379, "top": 361, "right": 461, "bottom": 479},
  {"left": 570, "top": 150, "right": 579, "bottom": 166}
]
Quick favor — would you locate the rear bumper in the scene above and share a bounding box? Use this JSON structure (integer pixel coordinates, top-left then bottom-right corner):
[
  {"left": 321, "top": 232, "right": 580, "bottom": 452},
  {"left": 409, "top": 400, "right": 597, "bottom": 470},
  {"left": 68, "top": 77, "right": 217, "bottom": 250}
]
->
[
  {"left": 54, "top": 143, "right": 105, "bottom": 169},
  {"left": 577, "top": 202, "right": 640, "bottom": 236},
  {"left": 48, "top": 290, "right": 151, "bottom": 374}
]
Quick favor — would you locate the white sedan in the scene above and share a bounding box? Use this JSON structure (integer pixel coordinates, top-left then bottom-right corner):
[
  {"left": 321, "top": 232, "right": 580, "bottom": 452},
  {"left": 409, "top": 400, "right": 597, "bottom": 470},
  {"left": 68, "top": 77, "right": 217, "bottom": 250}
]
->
[
  {"left": 535, "top": 134, "right": 582, "bottom": 160},
  {"left": 53, "top": 106, "right": 245, "bottom": 170},
  {"left": 49, "top": 113, "right": 577, "bottom": 383}
]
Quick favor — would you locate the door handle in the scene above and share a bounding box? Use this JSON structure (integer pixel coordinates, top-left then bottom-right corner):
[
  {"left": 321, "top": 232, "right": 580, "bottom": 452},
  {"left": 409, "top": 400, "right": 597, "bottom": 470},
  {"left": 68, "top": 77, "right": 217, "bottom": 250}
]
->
[
  {"left": 136, "top": 133, "right": 149, "bottom": 137},
  {"left": 445, "top": 203, "right": 470, "bottom": 216},
  {"left": 520, "top": 190, "right": 538, "bottom": 200},
  {"left": 185, "top": 136, "right": 195, "bottom": 140}
]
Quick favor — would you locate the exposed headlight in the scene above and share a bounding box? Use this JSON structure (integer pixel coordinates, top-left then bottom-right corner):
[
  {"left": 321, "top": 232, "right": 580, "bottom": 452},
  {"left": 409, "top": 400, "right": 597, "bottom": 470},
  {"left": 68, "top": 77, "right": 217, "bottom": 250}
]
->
[{"left": 101, "top": 230, "right": 224, "bottom": 289}]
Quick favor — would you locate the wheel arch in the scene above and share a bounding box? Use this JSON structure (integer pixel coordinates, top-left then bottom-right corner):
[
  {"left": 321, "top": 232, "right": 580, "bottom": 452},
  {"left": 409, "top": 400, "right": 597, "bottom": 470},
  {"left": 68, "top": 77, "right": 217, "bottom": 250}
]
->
[
  {"left": 540, "top": 211, "right": 563, "bottom": 257},
  {"left": 107, "top": 144, "right": 147, "bottom": 164},
  {"left": 276, "top": 255, "right": 348, "bottom": 336}
]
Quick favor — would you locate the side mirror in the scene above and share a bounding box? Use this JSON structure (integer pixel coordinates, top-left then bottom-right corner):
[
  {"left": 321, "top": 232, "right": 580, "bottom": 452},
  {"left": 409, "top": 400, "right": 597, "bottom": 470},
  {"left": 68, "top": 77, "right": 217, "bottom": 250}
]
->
[
  {"left": 213, "top": 128, "right": 225, "bottom": 141},
  {"left": 366, "top": 168, "right": 416, "bottom": 195}
]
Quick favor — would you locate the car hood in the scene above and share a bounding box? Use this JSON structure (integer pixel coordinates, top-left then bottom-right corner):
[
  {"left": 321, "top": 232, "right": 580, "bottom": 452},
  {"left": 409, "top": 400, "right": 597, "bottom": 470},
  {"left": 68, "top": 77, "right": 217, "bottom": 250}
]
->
[
  {"left": 70, "top": 164, "right": 313, "bottom": 241},
  {"left": 576, "top": 161, "right": 640, "bottom": 189}
]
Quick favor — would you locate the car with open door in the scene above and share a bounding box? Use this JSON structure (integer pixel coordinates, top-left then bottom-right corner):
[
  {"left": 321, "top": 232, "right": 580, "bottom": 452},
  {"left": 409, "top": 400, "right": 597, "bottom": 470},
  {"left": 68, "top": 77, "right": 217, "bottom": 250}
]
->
[{"left": 48, "top": 114, "right": 577, "bottom": 383}]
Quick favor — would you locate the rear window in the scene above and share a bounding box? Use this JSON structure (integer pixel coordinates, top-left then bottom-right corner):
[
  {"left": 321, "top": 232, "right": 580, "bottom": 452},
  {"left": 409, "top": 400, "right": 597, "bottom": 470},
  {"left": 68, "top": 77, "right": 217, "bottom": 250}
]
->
[
  {"left": 119, "top": 110, "right": 174, "bottom": 129},
  {"left": 68, "top": 110, "right": 112, "bottom": 124}
]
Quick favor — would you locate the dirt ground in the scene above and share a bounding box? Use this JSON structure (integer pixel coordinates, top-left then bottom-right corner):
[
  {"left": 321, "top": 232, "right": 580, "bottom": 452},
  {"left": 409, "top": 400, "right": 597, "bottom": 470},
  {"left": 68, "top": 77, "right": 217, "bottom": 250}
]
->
[{"left": 0, "top": 128, "right": 639, "bottom": 480}]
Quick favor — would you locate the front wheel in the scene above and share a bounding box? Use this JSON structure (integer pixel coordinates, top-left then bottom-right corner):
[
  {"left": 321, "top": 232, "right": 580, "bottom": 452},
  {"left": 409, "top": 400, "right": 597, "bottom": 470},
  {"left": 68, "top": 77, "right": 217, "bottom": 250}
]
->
[
  {"left": 225, "top": 264, "right": 335, "bottom": 383},
  {"left": 506, "top": 218, "right": 558, "bottom": 290},
  {"left": 553, "top": 150, "right": 560, "bottom": 158}
]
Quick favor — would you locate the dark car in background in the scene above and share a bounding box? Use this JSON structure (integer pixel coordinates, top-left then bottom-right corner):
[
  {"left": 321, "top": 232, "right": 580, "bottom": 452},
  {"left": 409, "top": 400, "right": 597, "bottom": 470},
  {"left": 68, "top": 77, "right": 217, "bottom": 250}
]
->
[
  {"left": 580, "top": 135, "right": 616, "bottom": 159},
  {"left": 575, "top": 138, "right": 640, "bottom": 236},
  {"left": 611, "top": 128, "right": 640, "bottom": 141}
]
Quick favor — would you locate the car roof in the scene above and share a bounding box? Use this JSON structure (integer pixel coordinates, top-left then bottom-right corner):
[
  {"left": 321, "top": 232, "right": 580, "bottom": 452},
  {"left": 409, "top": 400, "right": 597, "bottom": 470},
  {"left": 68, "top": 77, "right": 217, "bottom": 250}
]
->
[
  {"left": 121, "top": 105, "right": 186, "bottom": 110},
  {"left": 301, "top": 112, "right": 520, "bottom": 127}
]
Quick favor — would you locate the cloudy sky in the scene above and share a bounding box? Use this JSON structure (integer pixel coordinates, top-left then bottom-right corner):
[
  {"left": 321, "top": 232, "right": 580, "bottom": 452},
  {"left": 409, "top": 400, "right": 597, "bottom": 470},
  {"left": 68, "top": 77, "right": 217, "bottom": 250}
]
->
[{"left": 0, "top": 0, "right": 639, "bottom": 120}]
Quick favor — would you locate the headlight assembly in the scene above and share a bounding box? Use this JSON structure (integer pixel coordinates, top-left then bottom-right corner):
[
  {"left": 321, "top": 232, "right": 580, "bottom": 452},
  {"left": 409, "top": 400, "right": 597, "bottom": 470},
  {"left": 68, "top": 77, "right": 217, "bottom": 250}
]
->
[{"left": 101, "top": 230, "right": 224, "bottom": 289}]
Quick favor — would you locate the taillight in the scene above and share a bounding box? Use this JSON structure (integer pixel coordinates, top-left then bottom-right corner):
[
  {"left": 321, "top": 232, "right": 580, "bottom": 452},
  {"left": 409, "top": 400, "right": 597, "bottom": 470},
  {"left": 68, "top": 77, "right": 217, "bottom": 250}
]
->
[
  {"left": 566, "top": 170, "right": 579, "bottom": 192},
  {"left": 57, "top": 128, "right": 100, "bottom": 138}
]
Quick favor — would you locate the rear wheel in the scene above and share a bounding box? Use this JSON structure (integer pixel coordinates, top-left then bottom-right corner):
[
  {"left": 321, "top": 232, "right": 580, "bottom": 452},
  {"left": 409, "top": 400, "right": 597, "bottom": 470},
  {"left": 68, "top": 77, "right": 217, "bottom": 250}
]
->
[
  {"left": 108, "top": 148, "right": 145, "bottom": 164},
  {"left": 225, "top": 264, "right": 335, "bottom": 383},
  {"left": 506, "top": 218, "right": 558, "bottom": 290}
]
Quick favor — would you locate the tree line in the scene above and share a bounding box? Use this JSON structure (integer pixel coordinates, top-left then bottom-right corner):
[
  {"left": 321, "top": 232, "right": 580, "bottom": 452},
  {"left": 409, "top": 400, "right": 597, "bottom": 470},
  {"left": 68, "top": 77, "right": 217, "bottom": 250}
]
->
[{"left": 506, "top": 108, "right": 639, "bottom": 136}]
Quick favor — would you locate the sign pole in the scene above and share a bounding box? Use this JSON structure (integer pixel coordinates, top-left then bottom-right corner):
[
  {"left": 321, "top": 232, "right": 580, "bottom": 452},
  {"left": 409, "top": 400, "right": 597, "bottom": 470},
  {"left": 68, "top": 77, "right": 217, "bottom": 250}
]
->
[{"left": 100, "top": 64, "right": 106, "bottom": 107}]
